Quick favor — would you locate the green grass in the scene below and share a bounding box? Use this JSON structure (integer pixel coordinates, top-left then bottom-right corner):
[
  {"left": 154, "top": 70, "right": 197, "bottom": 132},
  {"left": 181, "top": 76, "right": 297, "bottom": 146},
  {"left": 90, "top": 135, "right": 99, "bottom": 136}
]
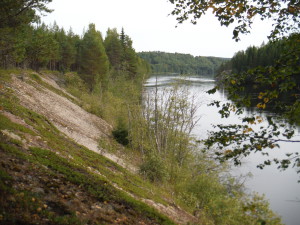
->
[{"left": 0, "top": 71, "right": 176, "bottom": 224}]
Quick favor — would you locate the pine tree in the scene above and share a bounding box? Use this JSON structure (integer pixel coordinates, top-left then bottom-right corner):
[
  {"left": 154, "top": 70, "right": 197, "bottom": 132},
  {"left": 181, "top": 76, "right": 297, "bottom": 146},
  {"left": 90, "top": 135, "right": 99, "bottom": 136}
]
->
[
  {"left": 26, "top": 23, "right": 59, "bottom": 71},
  {"left": 119, "top": 28, "right": 138, "bottom": 79},
  {"left": 79, "top": 23, "right": 109, "bottom": 92},
  {"left": 104, "top": 28, "right": 123, "bottom": 72}
]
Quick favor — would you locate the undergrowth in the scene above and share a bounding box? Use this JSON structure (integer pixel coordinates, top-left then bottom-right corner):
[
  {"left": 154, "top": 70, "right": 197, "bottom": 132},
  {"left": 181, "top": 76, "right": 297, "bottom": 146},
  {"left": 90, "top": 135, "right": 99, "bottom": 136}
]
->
[
  {"left": 0, "top": 70, "right": 175, "bottom": 224},
  {"left": 0, "top": 70, "right": 283, "bottom": 225}
]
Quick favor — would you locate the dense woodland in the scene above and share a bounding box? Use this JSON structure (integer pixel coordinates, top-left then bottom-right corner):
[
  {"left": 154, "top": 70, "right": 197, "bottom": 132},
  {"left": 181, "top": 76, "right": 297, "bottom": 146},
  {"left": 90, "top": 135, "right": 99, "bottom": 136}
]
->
[
  {"left": 217, "top": 39, "right": 289, "bottom": 74},
  {"left": 0, "top": 19, "right": 150, "bottom": 92},
  {"left": 138, "top": 51, "right": 228, "bottom": 76}
]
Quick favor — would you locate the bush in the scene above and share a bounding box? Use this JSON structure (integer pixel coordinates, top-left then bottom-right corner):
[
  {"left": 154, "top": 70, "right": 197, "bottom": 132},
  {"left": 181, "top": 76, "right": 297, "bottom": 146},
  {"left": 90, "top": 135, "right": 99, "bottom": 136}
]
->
[
  {"left": 139, "top": 154, "right": 168, "bottom": 182},
  {"left": 112, "top": 117, "right": 129, "bottom": 146},
  {"left": 112, "top": 128, "right": 129, "bottom": 146}
]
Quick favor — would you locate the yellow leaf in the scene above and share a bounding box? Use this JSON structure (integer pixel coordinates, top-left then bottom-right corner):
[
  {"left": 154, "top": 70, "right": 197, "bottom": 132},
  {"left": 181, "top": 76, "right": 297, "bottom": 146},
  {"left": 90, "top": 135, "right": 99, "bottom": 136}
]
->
[
  {"left": 224, "top": 150, "right": 232, "bottom": 155},
  {"left": 231, "top": 80, "right": 236, "bottom": 85},
  {"left": 257, "top": 103, "right": 266, "bottom": 109},
  {"left": 243, "top": 128, "right": 253, "bottom": 133},
  {"left": 249, "top": 120, "right": 256, "bottom": 125},
  {"left": 258, "top": 92, "right": 265, "bottom": 99}
]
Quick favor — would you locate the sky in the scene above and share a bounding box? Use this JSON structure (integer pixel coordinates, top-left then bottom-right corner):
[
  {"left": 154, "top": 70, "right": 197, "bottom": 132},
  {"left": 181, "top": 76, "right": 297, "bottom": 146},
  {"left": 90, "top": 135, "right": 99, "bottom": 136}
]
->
[{"left": 41, "top": 0, "right": 274, "bottom": 58}]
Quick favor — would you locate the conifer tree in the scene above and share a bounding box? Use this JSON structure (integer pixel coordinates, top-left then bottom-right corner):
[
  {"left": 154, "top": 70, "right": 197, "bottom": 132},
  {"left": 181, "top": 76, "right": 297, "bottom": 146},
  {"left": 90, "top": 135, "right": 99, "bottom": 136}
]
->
[
  {"left": 119, "top": 28, "right": 138, "bottom": 78},
  {"left": 0, "top": 0, "right": 52, "bottom": 68},
  {"left": 104, "top": 28, "right": 123, "bottom": 72},
  {"left": 79, "top": 23, "right": 109, "bottom": 92},
  {"left": 55, "top": 28, "right": 76, "bottom": 73},
  {"left": 26, "top": 23, "right": 59, "bottom": 71}
]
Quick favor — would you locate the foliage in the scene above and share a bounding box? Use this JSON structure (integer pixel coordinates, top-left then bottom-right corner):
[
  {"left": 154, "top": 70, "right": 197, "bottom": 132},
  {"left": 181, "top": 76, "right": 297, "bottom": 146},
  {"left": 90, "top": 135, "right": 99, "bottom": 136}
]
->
[
  {"left": 0, "top": 0, "right": 52, "bottom": 68},
  {"left": 0, "top": 71, "right": 176, "bottom": 224},
  {"left": 217, "top": 39, "right": 287, "bottom": 74},
  {"left": 0, "top": 0, "right": 52, "bottom": 29},
  {"left": 78, "top": 24, "right": 109, "bottom": 92},
  {"left": 139, "top": 51, "right": 228, "bottom": 76},
  {"left": 129, "top": 81, "right": 199, "bottom": 177},
  {"left": 169, "top": 0, "right": 300, "bottom": 41},
  {"left": 26, "top": 24, "right": 59, "bottom": 71},
  {"left": 112, "top": 118, "right": 129, "bottom": 146},
  {"left": 168, "top": 0, "right": 300, "bottom": 177},
  {"left": 139, "top": 153, "right": 169, "bottom": 182},
  {"left": 205, "top": 33, "right": 300, "bottom": 176},
  {"left": 104, "top": 28, "right": 123, "bottom": 72}
]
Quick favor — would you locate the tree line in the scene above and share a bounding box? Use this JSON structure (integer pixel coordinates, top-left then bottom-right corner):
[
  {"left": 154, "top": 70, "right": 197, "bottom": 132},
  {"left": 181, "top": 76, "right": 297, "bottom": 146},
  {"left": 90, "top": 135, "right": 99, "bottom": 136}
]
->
[
  {"left": 0, "top": 1, "right": 150, "bottom": 93},
  {"left": 217, "top": 39, "right": 289, "bottom": 74},
  {"left": 138, "top": 51, "right": 228, "bottom": 76}
]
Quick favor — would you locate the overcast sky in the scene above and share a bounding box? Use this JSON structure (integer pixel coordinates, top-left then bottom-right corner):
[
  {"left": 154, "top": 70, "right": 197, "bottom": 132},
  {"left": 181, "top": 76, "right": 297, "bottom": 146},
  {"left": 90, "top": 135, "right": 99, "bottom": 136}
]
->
[{"left": 42, "top": 0, "right": 274, "bottom": 58}]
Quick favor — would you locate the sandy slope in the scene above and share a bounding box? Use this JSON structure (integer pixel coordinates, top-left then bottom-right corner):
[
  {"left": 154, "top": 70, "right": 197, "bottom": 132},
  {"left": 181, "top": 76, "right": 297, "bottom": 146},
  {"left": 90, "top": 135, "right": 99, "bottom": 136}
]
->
[
  {"left": 8, "top": 73, "right": 198, "bottom": 225},
  {"left": 11, "top": 74, "right": 137, "bottom": 172}
]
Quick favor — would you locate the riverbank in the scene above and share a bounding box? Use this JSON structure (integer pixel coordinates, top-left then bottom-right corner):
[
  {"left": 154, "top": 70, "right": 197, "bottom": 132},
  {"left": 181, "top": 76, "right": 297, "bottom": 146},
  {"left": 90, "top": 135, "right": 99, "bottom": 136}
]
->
[
  {"left": 145, "top": 74, "right": 300, "bottom": 225},
  {"left": 0, "top": 70, "right": 283, "bottom": 224},
  {"left": 0, "top": 70, "right": 197, "bottom": 224}
]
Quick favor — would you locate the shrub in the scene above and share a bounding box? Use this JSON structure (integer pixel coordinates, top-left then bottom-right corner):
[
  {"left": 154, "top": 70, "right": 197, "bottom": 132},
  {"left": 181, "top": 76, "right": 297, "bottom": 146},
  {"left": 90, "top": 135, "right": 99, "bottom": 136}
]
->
[
  {"left": 112, "top": 117, "right": 129, "bottom": 146},
  {"left": 139, "top": 154, "right": 168, "bottom": 182}
]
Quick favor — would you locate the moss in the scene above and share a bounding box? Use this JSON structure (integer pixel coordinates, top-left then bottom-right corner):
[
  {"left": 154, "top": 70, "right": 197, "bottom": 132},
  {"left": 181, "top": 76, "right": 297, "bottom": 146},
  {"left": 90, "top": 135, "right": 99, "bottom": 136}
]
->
[
  {"left": 30, "top": 73, "right": 42, "bottom": 81},
  {"left": 0, "top": 168, "right": 12, "bottom": 193},
  {"left": 0, "top": 114, "right": 35, "bottom": 136}
]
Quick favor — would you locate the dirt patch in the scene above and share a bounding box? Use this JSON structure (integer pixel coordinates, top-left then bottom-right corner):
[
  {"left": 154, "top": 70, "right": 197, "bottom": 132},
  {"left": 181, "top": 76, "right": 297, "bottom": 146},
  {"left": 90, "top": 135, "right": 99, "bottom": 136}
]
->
[
  {"left": 10, "top": 75, "right": 137, "bottom": 172},
  {"left": 39, "top": 73, "right": 79, "bottom": 102},
  {"left": 1, "top": 111, "right": 28, "bottom": 127},
  {"left": 143, "top": 199, "right": 198, "bottom": 225}
]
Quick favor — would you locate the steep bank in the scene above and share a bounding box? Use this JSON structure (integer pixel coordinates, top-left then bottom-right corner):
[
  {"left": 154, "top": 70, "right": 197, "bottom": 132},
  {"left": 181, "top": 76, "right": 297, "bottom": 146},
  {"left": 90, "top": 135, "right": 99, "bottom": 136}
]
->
[{"left": 0, "top": 71, "right": 198, "bottom": 224}]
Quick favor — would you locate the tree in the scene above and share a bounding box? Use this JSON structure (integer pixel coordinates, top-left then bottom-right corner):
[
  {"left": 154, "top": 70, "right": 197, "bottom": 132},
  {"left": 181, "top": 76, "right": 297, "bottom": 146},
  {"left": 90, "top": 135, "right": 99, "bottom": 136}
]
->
[
  {"left": 119, "top": 28, "right": 138, "bottom": 79},
  {"left": 130, "top": 81, "right": 200, "bottom": 181},
  {"left": 26, "top": 23, "right": 59, "bottom": 71},
  {"left": 104, "top": 28, "right": 123, "bottom": 73},
  {"left": 53, "top": 27, "right": 76, "bottom": 73},
  {"left": 0, "top": 0, "right": 52, "bottom": 69},
  {"left": 79, "top": 23, "right": 109, "bottom": 92},
  {"left": 0, "top": 0, "right": 52, "bottom": 29},
  {"left": 169, "top": 0, "right": 300, "bottom": 41},
  {"left": 168, "top": 0, "right": 300, "bottom": 177}
]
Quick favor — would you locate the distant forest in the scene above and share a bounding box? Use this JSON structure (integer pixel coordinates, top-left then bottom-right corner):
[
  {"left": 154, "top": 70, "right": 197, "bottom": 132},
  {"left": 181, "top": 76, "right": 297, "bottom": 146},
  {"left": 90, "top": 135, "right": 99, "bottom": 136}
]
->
[
  {"left": 217, "top": 40, "right": 288, "bottom": 75},
  {"left": 138, "top": 51, "right": 229, "bottom": 76}
]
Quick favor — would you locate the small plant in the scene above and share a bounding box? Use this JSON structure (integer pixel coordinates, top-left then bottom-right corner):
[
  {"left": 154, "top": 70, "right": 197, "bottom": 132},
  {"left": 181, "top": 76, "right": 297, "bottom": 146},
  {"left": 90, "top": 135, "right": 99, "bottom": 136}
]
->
[
  {"left": 112, "top": 117, "right": 129, "bottom": 146},
  {"left": 139, "top": 154, "right": 169, "bottom": 182},
  {"left": 30, "top": 73, "right": 42, "bottom": 81}
]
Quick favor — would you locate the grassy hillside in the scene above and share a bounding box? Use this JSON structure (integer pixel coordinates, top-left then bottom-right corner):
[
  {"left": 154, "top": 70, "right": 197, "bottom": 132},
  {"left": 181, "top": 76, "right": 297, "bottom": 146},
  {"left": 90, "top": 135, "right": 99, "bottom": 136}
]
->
[
  {"left": 0, "top": 70, "right": 283, "bottom": 225},
  {"left": 0, "top": 70, "right": 195, "bottom": 225}
]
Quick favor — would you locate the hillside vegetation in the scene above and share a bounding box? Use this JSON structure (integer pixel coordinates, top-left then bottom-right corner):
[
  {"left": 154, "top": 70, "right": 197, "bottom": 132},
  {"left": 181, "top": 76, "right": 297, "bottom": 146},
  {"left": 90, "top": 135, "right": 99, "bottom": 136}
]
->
[
  {"left": 0, "top": 70, "right": 283, "bottom": 225},
  {"left": 0, "top": 70, "right": 200, "bottom": 224}
]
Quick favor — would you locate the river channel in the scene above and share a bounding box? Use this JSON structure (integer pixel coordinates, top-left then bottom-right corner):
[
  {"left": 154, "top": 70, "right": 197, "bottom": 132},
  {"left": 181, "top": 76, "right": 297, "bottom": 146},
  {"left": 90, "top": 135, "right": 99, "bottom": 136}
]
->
[{"left": 144, "top": 75, "right": 300, "bottom": 225}]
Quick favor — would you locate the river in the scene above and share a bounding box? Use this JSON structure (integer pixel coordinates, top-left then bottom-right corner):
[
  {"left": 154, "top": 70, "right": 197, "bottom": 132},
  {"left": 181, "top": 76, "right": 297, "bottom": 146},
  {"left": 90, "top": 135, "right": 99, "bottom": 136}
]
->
[{"left": 144, "top": 75, "right": 300, "bottom": 225}]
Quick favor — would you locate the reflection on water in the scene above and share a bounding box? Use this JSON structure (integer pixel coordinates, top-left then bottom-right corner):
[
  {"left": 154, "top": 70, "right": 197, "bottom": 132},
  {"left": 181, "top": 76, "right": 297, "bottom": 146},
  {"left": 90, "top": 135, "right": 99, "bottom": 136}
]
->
[{"left": 145, "top": 75, "right": 300, "bottom": 225}]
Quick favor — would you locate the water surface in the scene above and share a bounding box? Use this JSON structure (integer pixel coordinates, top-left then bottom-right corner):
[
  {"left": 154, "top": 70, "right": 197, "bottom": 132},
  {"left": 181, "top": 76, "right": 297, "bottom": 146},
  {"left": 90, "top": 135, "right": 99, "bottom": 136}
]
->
[{"left": 145, "top": 75, "right": 300, "bottom": 225}]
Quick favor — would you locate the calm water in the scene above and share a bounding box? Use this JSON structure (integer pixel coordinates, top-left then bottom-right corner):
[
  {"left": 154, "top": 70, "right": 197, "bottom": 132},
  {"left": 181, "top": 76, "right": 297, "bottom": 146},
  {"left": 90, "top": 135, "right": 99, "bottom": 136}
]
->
[{"left": 145, "top": 75, "right": 300, "bottom": 225}]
